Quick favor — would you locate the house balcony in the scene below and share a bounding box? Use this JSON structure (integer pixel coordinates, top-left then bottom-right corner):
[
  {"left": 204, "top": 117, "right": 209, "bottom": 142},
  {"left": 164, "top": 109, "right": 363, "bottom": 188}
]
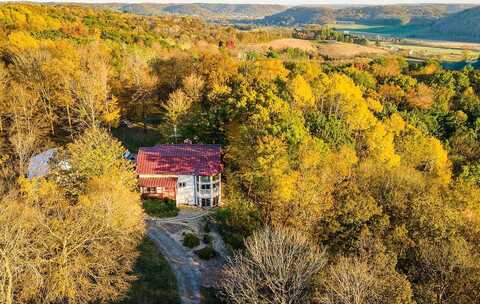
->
[{"left": 197, "top": 188, "right": 220, "bottom": 197}]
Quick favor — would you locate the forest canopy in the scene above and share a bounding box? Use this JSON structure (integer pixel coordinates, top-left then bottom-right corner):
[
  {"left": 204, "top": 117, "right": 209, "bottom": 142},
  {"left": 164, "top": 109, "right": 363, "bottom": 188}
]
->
[{"left": 0, "top": 3, "right": 480, "bottom": 304}]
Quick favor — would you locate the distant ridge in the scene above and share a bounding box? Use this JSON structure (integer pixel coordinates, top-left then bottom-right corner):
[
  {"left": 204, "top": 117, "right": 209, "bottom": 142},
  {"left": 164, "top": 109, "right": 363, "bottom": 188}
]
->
[
  {"left": 91, "top": 3, "right": 288, "bottom": 19},
  {"left": 255, "top": 4, "right": 476, "bottom": 26},
  {"left": 431, "top": 6, "right": 480, "bottom": 42}
]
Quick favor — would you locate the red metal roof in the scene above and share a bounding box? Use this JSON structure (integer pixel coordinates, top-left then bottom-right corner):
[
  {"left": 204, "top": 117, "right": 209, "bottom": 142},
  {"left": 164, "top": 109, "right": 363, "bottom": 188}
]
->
[
  {"left": 138, "top": 177, "right": 177, "bottom": 188},
  {"left": 136, "top": 144, "right": 222, "bottom": 176}
]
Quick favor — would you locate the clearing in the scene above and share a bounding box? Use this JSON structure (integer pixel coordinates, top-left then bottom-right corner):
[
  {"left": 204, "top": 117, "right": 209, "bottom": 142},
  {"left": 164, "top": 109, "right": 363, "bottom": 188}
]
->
[
  {"left": 251, "top": 38, "right": 318, "bottom": 52},
  {"left": 247, "top": 38, "right": 387, "bottom": 59}
]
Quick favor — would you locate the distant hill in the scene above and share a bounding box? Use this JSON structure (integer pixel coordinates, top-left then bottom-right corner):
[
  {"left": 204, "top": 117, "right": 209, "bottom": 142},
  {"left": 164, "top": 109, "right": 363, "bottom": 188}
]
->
[
  {"left": 335, "top": 4, "right": 470, "bottom": 25},
  {"left": 93, "top": 3, "right": 287, "bottom": 20},
  {"left": 259, "top": 6, "right": 335, "bottom": 26},
  {"left": 256, "top": 4, "right": 476, "bottom": 26},
  {"left": 431, "top": 6, "right": 480, "bottom": 42}
]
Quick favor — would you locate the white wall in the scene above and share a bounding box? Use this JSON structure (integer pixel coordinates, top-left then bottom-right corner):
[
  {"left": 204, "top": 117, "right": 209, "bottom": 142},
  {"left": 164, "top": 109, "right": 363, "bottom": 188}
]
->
[{"left": 176, "top": 175, "right": 195, "bottom": 206}]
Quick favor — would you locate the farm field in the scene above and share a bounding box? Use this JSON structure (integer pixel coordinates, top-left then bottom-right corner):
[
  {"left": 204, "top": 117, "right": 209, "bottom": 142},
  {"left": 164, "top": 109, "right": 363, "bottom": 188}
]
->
[
  {"left": 327, "top": 23, "right": 384, "bottom": 30},
  {"left": 401, "top": 39, "right": 480, "bottom": 51},
  {"left": 333, "top": 23, "right": 428, "bottom": 37},
  {"left": 382, "top": 42, "right": 480, "bottom": 61},
  {"left": 252, "top": 38, "right": 317, "bottom": 52},
  {"left": 329, "top": 23, "right": 480, "bottom": 62},
  {"left": 247, "top": 38, "right": 387, "bottom": 59},
  {"left": 316, "top": 41, "right": 387, "bottom": 58}
]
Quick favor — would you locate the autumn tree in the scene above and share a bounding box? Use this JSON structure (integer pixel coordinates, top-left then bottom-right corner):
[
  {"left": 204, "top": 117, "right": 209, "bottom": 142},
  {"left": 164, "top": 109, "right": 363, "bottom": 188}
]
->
[
  {"left": 70, "top": 47, "right": 120, "bottom": 129},
  {"left": 317, "top": 255, "right": 414, "bottom": 304},
  {"left": 3, "top": 83, "right": 49, "bottom": 174},
  {"left": 405, "top": 83, "right": 434, "bottom": 109},
  {"left": 118, "top": 53, "right": 158, "bottom": 132},
  {"left": 0, "top": 128, "right": 144, "bottom": 304},
  {"left": 221, "top": 227, "right": 326, "bottom": 304}
]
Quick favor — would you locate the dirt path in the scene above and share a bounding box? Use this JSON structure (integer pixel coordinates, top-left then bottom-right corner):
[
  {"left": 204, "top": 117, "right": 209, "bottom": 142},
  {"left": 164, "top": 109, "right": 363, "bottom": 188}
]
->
[{"left": 147, "top": 208, "right": 229, "bottom": 304}]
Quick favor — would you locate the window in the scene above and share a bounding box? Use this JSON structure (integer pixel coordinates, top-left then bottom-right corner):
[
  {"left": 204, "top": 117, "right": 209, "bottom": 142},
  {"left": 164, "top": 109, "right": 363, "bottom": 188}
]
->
[
  {"left": 201, "top": 198, "right": 211, "bottom": 207},
  {"left": 178, "top": 182, "right": 186, "bottom": 188},
  {"left": 197, "top": 176, "right": 210, "bottom": 183},
  {"left": 156, "top": 187, "right": 165, "bottom": 192},
  {"left": 146, "top": 187, "right": 156, "bottom": 193},
  {"left": 201, "top": 184, "right": 211, "bottom": 190},
  {"left": 213, "top": 196, "right": 219, "bottom": 207}
]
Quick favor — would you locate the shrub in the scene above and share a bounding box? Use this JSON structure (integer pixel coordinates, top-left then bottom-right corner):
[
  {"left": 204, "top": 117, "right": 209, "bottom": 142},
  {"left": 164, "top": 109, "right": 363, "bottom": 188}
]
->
[
  {"left": 195, "top": 246, "right": 217, "bottom": 260},
  {"left": 143, "top": 199, "right": 179, "bottom": 218},
  {"left": 183, "top": 232, "right": 200, "bottom": 248},
  {"left": 204, "top": 221, "right": 211, "bottom": 233},
  {"left": 203, "top": 234, "right": 212, "bottom": 244}
]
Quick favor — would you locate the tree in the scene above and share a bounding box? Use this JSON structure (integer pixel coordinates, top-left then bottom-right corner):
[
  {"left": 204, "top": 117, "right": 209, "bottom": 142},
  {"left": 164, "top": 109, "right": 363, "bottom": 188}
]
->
[
  {"left": 378, "top": 83, "right": 405, "bottom": 104},
  {"left": 364, "top": 122, "right": 400, "bottom": 168},
  {"left": 118, "top": 53, "right": 159, "bottom": 133},
  {"left": 4, "top": 83, "right": 49, "bottom": 174},
  {"left": 289, "top": 74, "right": 314, "bottom": 109},
  {"left": 52, "top": 127, "right": 136, "bottom": 197},
  {"left": 317, "top": 255, "right": 414, "bottom": 304},
  {"left": 405, "top": 83, "right": 434, "bottom": 109},
  {"left": 162, "top": 89, "right": 192, "bottom": 143},
  {"left": 397, "top": 126, "right": 451, "bottom": 185},
  {"left": 0, "top": 199, "right": 42, "bottom": 304},
  {"left": 412, "top": 238, "right": 480, "bottom": 304},
  {"left": 70, "top": 48, "right": 120, "bottom": 129},
  {"left": 0, "top": 128, "right": 144, "bottom": 304},
  {"left": 318, "top": 74, "right": 376, "bottom": 132},
  {"left": 221, "top": 227, "right": 326, "bottom": 304}
]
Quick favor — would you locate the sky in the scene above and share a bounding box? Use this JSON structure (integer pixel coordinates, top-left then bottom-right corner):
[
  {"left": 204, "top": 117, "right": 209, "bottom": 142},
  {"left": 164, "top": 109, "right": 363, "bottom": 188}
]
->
[{"left": 14, "top": 0, "right": 480, "bottom": 5}]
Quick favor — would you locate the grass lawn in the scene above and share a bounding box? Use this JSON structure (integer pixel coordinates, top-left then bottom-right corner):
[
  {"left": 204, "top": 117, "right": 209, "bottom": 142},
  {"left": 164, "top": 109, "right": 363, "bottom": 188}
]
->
[
  {"left": 143, "top": 199, "right": 179, "bottom": 218},
  {"left": 114, "top": 237, "right": 180, "bottom": 304}
]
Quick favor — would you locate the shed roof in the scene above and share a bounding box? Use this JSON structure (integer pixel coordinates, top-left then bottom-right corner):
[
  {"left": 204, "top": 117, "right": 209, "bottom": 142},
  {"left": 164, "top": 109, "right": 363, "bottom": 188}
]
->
[
  {"left": 136, "top": 144, "right": 222, "bottom": 176},
  {"left": 138, "top": 177, "right": 177, "bottom": 188},
  {"left": 27, "top": 148, "right": 57, "bottom": 179}
]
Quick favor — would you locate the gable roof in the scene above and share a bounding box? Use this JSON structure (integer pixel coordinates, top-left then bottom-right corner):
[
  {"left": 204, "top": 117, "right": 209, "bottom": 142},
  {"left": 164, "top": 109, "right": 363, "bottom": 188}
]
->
[{"left": 136, "top": 144, "right": 222, "bottom": 176}]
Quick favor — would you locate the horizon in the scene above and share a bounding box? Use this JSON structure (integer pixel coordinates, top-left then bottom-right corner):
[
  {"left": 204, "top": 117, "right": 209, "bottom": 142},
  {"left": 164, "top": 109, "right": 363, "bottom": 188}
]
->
[{"left": 16, "top": 0, "right": 480, "bottom": 6}]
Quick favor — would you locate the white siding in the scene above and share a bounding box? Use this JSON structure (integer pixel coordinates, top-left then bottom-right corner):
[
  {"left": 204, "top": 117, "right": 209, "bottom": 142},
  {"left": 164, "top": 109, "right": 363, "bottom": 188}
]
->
[{"left": 176, "top": 175, "right": 195, "bottom": 206}]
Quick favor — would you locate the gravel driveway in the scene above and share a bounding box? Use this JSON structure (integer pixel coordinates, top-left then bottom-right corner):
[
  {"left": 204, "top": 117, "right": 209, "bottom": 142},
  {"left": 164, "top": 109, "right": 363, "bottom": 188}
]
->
[
  {"left": 148, "top": 222, "right": 202, "bottom": 304},
  {"left": 147, "top": 209, "right": 229, "bottom": 304}
]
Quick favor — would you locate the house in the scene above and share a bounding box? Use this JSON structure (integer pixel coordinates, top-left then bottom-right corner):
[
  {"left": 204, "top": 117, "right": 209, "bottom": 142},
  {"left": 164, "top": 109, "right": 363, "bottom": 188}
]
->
[{"left": 136, "top": 144, "right": 222, "bottom": 208}]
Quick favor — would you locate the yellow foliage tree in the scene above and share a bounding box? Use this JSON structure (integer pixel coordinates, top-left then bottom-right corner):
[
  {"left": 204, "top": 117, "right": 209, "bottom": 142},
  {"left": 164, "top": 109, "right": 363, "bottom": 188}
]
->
[
  {"left": 7, "top": 31, "right": 38, "bottom": 50},
  {"left": 397, "top": 126, "right": 452, "bottom": 184},
  {"left": 320, "top": 73, "right": 377, "bottom": 131},
  {"left": 254, "top": 59, "right": 289, "bottom": 81},
  {"left": 289, "top": 74, "right": 314, "bottom": 109},
  {"left": 365, "top": 122, "right": 401, "bottom": 168}
]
